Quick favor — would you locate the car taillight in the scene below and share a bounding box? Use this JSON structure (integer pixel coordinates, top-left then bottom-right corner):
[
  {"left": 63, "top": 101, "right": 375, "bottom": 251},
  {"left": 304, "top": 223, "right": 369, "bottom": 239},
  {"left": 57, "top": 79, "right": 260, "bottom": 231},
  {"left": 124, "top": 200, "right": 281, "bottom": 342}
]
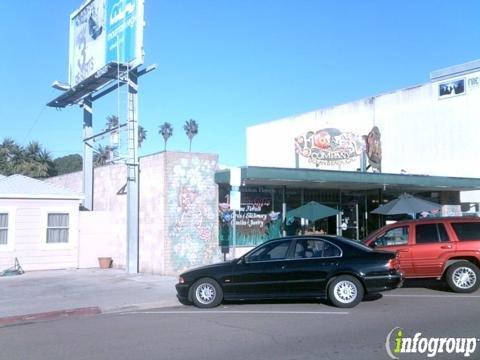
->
[{"left": 179, "top": 276, "right": 185, "bottom": 284}]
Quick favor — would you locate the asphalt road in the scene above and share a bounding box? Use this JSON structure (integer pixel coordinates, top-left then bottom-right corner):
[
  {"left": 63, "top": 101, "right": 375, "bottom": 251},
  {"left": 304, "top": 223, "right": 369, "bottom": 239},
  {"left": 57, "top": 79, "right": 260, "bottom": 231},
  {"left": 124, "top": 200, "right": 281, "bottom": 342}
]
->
[{"left": 1, "top": 281, "right": 479, "bottom": 360}]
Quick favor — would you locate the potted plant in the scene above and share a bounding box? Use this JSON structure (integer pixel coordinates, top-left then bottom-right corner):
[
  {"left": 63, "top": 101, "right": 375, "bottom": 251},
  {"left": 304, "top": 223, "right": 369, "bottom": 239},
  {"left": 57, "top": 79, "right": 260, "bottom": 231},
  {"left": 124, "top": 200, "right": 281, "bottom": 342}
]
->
[{"left": 98, "top": 257, "right": 113, "bottom": 269}]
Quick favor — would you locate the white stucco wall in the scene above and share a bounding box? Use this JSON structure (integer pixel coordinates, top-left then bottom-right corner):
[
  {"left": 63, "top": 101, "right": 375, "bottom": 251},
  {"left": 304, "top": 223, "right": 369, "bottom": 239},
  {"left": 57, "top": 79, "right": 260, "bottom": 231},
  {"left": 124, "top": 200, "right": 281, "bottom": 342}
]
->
[
  {"left": 246, "top": 69, "right": 480, "bottom": 201},
  {"left": 0, "top": 198, "right": 80, "bottom": 271}
]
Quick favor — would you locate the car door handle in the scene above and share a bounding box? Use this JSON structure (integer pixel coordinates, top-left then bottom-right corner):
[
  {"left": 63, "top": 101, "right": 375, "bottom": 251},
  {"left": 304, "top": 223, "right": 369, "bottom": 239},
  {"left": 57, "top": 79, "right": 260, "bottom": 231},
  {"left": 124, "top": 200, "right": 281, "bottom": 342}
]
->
[
  {"left": 281, "top": 265, "right": 286, "bottom": 270},
  {"left": 440, "top": 245, "right": 452, "bottom": 249},
  {"left": 398, "top": 249, "right": 409, "bottom": 253}
]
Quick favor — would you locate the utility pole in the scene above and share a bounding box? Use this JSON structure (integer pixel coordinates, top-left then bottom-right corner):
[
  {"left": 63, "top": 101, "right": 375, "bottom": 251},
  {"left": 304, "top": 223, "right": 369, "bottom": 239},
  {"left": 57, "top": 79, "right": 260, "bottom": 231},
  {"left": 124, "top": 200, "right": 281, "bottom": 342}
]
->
[
  {"left": 126, "top": 69, "right": 140, "bottom": 274},
  {"left": 82, "top": 96, "right": 93, "bottom": 210}
]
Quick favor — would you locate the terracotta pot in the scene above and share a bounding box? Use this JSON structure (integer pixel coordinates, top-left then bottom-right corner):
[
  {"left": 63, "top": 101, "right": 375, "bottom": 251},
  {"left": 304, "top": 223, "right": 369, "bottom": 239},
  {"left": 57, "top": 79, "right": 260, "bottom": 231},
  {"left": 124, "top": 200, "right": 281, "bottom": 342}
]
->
[{"left": 98, "top": 257, "right": 113, "bottom": 269}]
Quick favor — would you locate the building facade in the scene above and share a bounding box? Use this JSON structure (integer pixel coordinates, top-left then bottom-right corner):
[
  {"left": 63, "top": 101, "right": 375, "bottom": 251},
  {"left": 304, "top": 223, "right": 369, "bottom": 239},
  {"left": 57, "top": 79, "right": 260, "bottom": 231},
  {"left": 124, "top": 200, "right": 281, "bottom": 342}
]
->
[{"left": 216, "top": 60, "right": 480, "bottom": 247}]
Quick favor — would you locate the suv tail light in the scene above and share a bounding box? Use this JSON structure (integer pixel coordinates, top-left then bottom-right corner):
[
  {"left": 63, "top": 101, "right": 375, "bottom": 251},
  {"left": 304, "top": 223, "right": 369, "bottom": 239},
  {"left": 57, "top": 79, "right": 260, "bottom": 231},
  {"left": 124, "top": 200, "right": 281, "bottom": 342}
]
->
[{"left": 387, "top": 258, "right": 398, "bottom": 270}]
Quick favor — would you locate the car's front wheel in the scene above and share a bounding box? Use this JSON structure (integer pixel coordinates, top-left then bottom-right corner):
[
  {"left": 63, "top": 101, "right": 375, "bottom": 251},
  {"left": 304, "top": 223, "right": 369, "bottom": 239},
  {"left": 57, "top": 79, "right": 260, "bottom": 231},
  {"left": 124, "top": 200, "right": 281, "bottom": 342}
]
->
[
  {"left": 191, "top": 278, "right": 223, "bottom": 308},
  {"left": 446, "top": 261, "right": 480, "bottom": 293},
  {"left": 328, "top": 275, "right": 364, "bottom": 308}
]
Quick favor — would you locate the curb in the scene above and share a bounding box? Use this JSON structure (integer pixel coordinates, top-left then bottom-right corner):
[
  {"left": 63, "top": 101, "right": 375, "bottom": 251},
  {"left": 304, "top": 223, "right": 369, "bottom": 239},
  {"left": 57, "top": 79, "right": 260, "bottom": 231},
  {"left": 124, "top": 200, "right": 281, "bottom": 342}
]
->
[
  {"left": 0, "top": 300, "right": 180, "bottom": 327},
  {"left": 0, "top": 307, "right": 102, "bottom": 327}
]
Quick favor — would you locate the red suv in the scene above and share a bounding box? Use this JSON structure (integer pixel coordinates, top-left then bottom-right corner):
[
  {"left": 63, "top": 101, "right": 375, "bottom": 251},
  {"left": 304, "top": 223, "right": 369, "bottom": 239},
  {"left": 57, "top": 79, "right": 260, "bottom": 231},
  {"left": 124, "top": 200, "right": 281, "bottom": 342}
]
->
[{"left": 363, "top": 217, "right": 480, "bottom": 293}]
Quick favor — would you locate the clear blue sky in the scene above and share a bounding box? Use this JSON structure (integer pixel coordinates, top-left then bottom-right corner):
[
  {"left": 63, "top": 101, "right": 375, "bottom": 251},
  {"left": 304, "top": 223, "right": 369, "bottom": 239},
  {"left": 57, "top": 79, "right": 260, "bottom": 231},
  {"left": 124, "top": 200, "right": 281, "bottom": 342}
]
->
[{"left": 1, "top": 0, "right": 479, "bottom": 166}]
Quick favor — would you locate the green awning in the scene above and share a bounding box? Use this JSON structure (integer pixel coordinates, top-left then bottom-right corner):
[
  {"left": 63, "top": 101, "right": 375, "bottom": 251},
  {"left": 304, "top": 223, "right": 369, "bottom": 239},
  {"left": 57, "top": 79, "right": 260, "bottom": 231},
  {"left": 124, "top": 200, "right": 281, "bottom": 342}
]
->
[{"left": 215, "top": 167, "right": 480, "bottom": 192}]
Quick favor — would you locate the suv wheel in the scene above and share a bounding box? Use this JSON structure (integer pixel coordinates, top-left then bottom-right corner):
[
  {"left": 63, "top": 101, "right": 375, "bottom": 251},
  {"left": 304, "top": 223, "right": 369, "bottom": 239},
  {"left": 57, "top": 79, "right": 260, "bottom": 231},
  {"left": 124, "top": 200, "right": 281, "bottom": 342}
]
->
[
  {"left": 328, "top": 275, "right": 364, "bottom": 308},
  {"left": 446, "top": 261, "right": 480, "bottom": 293}
]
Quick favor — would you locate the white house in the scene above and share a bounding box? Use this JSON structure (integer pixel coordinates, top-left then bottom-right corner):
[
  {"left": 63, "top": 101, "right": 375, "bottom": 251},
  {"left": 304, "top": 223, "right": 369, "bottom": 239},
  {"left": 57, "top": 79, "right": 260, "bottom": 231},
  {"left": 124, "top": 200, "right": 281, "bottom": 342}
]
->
[{"left": 0, "top": 175, "right": 83, "bottom": 271}]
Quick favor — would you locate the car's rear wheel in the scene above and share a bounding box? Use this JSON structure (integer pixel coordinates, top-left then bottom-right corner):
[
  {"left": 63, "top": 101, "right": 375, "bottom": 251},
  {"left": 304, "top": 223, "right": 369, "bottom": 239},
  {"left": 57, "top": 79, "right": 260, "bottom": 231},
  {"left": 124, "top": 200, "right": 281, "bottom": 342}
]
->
[
  {"left": 328, "top": 275, "right": 364, "bottom": 308},
  {"left": 446, "top": 261, "right": 480, "bottom": 293},
  {"left": 191, "top": 278, "right": 223, "bottom": 308}
]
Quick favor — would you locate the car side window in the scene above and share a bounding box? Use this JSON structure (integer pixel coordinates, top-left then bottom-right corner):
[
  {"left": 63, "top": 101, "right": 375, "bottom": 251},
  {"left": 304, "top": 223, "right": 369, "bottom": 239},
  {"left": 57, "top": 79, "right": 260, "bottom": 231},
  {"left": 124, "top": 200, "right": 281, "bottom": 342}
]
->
[
  {"left": 247, "top": 240, "right": 291, "bottom": 262},
  {"left": 415, "top": 223, "right": 449, "bottom": 244},
  {"left": 451, "top": 222, "right": 480, "bottom": 241},
  {"left": 373, "top": 227, "right": 409, "bottom": 247},
  {"left": 294, "top": 239, "right": 341, "bottom": 259}
]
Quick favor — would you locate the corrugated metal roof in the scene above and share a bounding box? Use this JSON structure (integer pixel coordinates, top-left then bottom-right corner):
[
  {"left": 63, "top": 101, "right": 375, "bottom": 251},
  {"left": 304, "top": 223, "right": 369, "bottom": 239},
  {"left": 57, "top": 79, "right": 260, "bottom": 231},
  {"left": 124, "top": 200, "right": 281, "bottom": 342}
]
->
[{"left": 0, "top": 174, "right": 83, "bottom": 200}]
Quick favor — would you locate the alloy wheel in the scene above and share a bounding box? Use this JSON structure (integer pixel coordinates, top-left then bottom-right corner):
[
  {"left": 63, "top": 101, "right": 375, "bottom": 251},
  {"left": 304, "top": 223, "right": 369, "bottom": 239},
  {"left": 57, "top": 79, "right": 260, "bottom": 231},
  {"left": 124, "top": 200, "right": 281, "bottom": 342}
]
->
[
  {"left": 333, "top": 280, "right": 358, "bottom": 304},
  {"left": 195, "top": 283, "right": 217, "bottom": 305},
  {"left": 452, "top": 267, "right": 477, "bottom": 289}
]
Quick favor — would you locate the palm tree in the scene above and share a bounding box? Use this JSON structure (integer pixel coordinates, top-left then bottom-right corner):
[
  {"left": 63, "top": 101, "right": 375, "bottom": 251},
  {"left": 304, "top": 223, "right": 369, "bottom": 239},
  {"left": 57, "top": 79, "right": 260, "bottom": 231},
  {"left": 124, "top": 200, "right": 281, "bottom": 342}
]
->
[
  {"left": 183, "top": 119, "right": 198, "bottom": 152},
  {"left": 105, "top": 115, "right": 119, "bottom": 131},
  {"left": 138, "top": 125, "right": 147, "bottom": 148},
  {"left": 93, "top": 144, "right": 116, "bottom": 167},
  {"left": 159, "top": 122, "right": 173, "bottom": 151}
]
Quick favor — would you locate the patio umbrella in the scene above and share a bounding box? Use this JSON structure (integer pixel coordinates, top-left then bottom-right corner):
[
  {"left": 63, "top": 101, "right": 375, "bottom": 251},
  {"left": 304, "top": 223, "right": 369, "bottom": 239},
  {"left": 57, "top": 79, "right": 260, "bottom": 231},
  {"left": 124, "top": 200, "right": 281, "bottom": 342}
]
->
[
  {"left": 287, "top": 201, "right": 339, "bottom": 221},
  {"left": 371, "top": 193, "right": 441, "bottom": 215}
]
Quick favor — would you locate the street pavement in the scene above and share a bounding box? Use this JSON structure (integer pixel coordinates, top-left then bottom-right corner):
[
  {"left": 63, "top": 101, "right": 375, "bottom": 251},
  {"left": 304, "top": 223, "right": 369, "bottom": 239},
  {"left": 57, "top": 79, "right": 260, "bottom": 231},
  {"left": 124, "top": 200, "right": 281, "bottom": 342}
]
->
[{"left": 1, "top": 279, "right": 479, "bottom": 360}]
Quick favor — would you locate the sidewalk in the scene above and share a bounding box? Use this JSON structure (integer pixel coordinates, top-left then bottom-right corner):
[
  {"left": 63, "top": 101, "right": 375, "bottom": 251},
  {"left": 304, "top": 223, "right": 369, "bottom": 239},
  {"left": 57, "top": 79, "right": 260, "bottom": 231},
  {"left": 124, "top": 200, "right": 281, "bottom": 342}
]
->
[{"left": 0, "top": 268, "right": 178, "bottom": 321}]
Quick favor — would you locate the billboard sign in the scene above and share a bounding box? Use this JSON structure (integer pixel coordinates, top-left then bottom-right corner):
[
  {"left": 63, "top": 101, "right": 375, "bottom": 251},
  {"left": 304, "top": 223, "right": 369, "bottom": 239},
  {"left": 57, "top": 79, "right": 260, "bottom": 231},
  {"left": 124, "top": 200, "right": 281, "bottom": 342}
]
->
[{"left": 69, "top": 0, "right": 144, "bottom": 87}]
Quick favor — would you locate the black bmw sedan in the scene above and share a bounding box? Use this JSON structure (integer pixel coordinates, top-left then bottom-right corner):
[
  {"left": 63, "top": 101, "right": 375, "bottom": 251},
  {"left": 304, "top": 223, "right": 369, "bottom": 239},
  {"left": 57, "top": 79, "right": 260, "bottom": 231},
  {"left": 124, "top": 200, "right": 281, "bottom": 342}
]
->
[{"left": 176, "top": 235, "right": 403, "bottom": 308}]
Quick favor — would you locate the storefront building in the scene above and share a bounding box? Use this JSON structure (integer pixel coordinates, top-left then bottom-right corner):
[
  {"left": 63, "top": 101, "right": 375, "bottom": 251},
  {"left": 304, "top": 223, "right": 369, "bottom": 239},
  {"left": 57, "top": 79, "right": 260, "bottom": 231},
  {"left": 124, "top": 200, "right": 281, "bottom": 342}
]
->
[{"left": 216, "top": 60, "right": 480, "bottom": 248}]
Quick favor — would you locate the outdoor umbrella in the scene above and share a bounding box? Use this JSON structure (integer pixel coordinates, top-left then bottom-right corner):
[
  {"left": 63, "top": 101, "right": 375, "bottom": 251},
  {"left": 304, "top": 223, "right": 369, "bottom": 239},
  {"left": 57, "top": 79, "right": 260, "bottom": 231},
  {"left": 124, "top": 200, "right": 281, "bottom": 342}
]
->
[
  {"left": 287, "top": 201, "right": 339, "bottom": 221},
  {"left": 371, "top": 193, "right": 441, "bottom": 215}
]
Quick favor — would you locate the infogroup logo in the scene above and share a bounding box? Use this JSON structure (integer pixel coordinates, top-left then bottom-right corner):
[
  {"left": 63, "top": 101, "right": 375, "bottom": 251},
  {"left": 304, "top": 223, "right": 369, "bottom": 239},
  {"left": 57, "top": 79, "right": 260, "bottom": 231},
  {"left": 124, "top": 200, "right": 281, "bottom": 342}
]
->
[{"left": 385, "top": 327, "right": 478, "bottom": 359}]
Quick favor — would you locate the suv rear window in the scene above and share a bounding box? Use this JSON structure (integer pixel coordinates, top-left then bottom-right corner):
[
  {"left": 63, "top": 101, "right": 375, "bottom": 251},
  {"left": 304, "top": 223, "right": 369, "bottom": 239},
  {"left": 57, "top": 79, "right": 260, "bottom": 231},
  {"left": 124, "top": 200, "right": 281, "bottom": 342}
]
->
[
  {"left": 451, "top": 222, "right": 480, "bottom": 241},
  {"left": 415, "top": 223, "right": 449, "bottom": 244}
]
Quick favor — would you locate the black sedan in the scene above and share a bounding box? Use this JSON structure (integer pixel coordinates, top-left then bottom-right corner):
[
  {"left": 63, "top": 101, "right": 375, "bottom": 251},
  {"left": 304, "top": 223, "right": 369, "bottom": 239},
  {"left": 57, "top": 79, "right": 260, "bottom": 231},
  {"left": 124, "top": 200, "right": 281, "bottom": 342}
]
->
[{"left": 176, "top": 235, "right": 403, "bottom": 308}]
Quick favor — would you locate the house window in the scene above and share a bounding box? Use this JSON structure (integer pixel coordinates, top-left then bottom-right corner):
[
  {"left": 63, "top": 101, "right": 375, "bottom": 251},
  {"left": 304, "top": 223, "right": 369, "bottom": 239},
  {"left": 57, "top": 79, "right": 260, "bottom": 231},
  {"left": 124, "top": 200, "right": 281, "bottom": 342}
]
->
[
  {"left": 0, "top": 213, "right": 8, "bottom": 245},
  {"left": 46, "top": 213, "right": 69, "bottom": 244}
]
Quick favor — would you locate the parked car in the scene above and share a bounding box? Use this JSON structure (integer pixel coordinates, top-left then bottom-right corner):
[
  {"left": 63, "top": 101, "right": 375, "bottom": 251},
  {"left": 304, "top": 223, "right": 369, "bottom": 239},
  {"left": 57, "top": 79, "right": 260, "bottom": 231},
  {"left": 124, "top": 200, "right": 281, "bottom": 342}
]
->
[
  {"left": 176, "top": 235, "right": 403, "bottom": 308},
  {"left": 363, "top": 217, "right": 480, "bottom": 293}
]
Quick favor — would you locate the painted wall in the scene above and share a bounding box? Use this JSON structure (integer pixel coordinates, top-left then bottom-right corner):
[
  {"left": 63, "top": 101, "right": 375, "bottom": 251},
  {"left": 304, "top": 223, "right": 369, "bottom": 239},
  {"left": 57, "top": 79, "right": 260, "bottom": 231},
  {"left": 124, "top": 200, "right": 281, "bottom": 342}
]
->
[
  {"left": 246, "top": 69, "right": 480, "bottom": 201},
  {"left": 47, "top": 151, "right": 221, "bottom": 275},
  {"left": 0, "top": 198, "right": 80, "bottom": 271}
]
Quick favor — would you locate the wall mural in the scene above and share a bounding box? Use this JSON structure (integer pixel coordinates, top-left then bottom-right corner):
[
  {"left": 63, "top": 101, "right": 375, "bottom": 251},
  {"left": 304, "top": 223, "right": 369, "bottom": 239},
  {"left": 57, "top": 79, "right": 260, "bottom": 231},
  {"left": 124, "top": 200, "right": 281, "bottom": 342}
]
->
[
  {"left": 295, "top": 126, "right": 382, "bottom": 171},
  {"left": 167, "top": 157, "right": 221, "bottom": 272}
]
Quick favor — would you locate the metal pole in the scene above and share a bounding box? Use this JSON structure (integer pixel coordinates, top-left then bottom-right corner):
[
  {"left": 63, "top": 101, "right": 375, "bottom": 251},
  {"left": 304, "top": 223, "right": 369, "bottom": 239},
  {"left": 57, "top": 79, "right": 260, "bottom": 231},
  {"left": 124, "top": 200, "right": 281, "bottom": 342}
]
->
[
  {"left": 82, "top": 96, "right": 93, "bottom": 210},
  {"left": 232, "top": 211, "right": 236, "bottom": 259},
  {"left": 355, "top": 203, "right": 360, "bottom": 240},
  {"left": 127, "top": 70, "right": 139, "bottom": 273}
]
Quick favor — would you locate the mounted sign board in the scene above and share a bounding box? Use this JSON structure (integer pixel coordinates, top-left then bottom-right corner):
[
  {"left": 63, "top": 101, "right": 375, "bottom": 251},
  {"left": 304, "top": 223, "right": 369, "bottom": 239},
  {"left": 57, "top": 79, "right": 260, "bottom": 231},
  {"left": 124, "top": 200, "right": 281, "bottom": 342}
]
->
[{"left": 69, "top": 0, "right": 144, "bottom": 87}]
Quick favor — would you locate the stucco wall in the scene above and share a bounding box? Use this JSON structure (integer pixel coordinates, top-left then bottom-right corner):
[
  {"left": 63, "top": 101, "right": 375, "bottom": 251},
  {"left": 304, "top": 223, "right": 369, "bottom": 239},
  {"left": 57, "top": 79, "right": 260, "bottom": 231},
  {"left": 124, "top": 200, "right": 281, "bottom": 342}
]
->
[
  {"left": 0, "top": 198, "right": 80, "bottom": 271},
  {"left": 246, "top": 70, "right": 480, "bottom": 201},
  {"left": 247, "top": 77, "right": 480, "bottom": 175},
  {"left": 46, "top": 152, "right": 221, "bottom": 275}
]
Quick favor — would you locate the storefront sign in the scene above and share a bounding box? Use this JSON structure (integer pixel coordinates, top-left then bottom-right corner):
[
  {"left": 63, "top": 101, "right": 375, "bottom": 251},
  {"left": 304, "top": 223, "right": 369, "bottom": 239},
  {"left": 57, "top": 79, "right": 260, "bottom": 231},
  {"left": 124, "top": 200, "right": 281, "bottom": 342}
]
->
[{"left": 295, "top": 128, "right": 365, "bottom": 166}]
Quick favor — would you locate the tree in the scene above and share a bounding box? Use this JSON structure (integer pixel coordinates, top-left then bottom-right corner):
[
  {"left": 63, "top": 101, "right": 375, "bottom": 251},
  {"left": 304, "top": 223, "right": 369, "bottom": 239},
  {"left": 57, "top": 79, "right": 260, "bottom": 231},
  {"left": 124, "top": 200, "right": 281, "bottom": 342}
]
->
[
  {"left": 0, "top": 138, "right": 54, "bottom": 178},
  {"left": 183, "top": 119, "right": 198, "bottom": 152},
  {"left": 138, "top": 125, "right": 147, "bottom": 148},
  {"left": 53, "top": 154, "right": 83, "bottom": 175},
  {"left": 105, "top": 115, "right": 119, "bottom": 130},
  {"left": 159, "top": 122, "right": 173, "bottom": 151},
  {"left": 93, "top": 144, "right": 116, "bottom": 167}
]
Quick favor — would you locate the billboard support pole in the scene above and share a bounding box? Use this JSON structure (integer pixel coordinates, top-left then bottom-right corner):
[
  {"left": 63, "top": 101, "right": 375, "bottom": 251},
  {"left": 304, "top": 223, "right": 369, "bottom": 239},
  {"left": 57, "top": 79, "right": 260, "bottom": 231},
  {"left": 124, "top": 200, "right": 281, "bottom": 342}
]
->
[
  {"left": 126, "top": 69, "right": 139, "bottom": 274},
  {"left": 82, "top": 96, "right": 94, "bottom": 210}
]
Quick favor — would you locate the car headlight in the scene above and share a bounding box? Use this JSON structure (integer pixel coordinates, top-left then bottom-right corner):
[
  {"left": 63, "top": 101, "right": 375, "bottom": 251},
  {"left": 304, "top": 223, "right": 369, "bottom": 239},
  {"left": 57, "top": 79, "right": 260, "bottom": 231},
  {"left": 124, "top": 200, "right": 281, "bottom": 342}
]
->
[{"left": 179, "top": 276, "right": 185, "bottom": 284}]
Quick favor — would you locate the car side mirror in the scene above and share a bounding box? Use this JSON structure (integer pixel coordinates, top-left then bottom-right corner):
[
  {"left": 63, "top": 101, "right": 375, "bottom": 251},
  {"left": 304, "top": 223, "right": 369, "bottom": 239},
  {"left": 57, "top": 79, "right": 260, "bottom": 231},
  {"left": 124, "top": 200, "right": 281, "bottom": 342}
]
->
[{"left": 238, "top": 256, "right": 248, "bottom": 265}]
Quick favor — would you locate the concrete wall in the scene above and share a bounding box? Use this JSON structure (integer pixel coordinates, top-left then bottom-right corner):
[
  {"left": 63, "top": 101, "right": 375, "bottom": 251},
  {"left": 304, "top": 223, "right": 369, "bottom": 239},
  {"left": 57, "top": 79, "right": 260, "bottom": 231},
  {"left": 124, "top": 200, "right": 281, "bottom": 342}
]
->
[
  {"left": 0, "top": 198, "right": 80, "bottom": 271},
  {"left": 47, "top": 151, "right": 221, "bottom": 275}
]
